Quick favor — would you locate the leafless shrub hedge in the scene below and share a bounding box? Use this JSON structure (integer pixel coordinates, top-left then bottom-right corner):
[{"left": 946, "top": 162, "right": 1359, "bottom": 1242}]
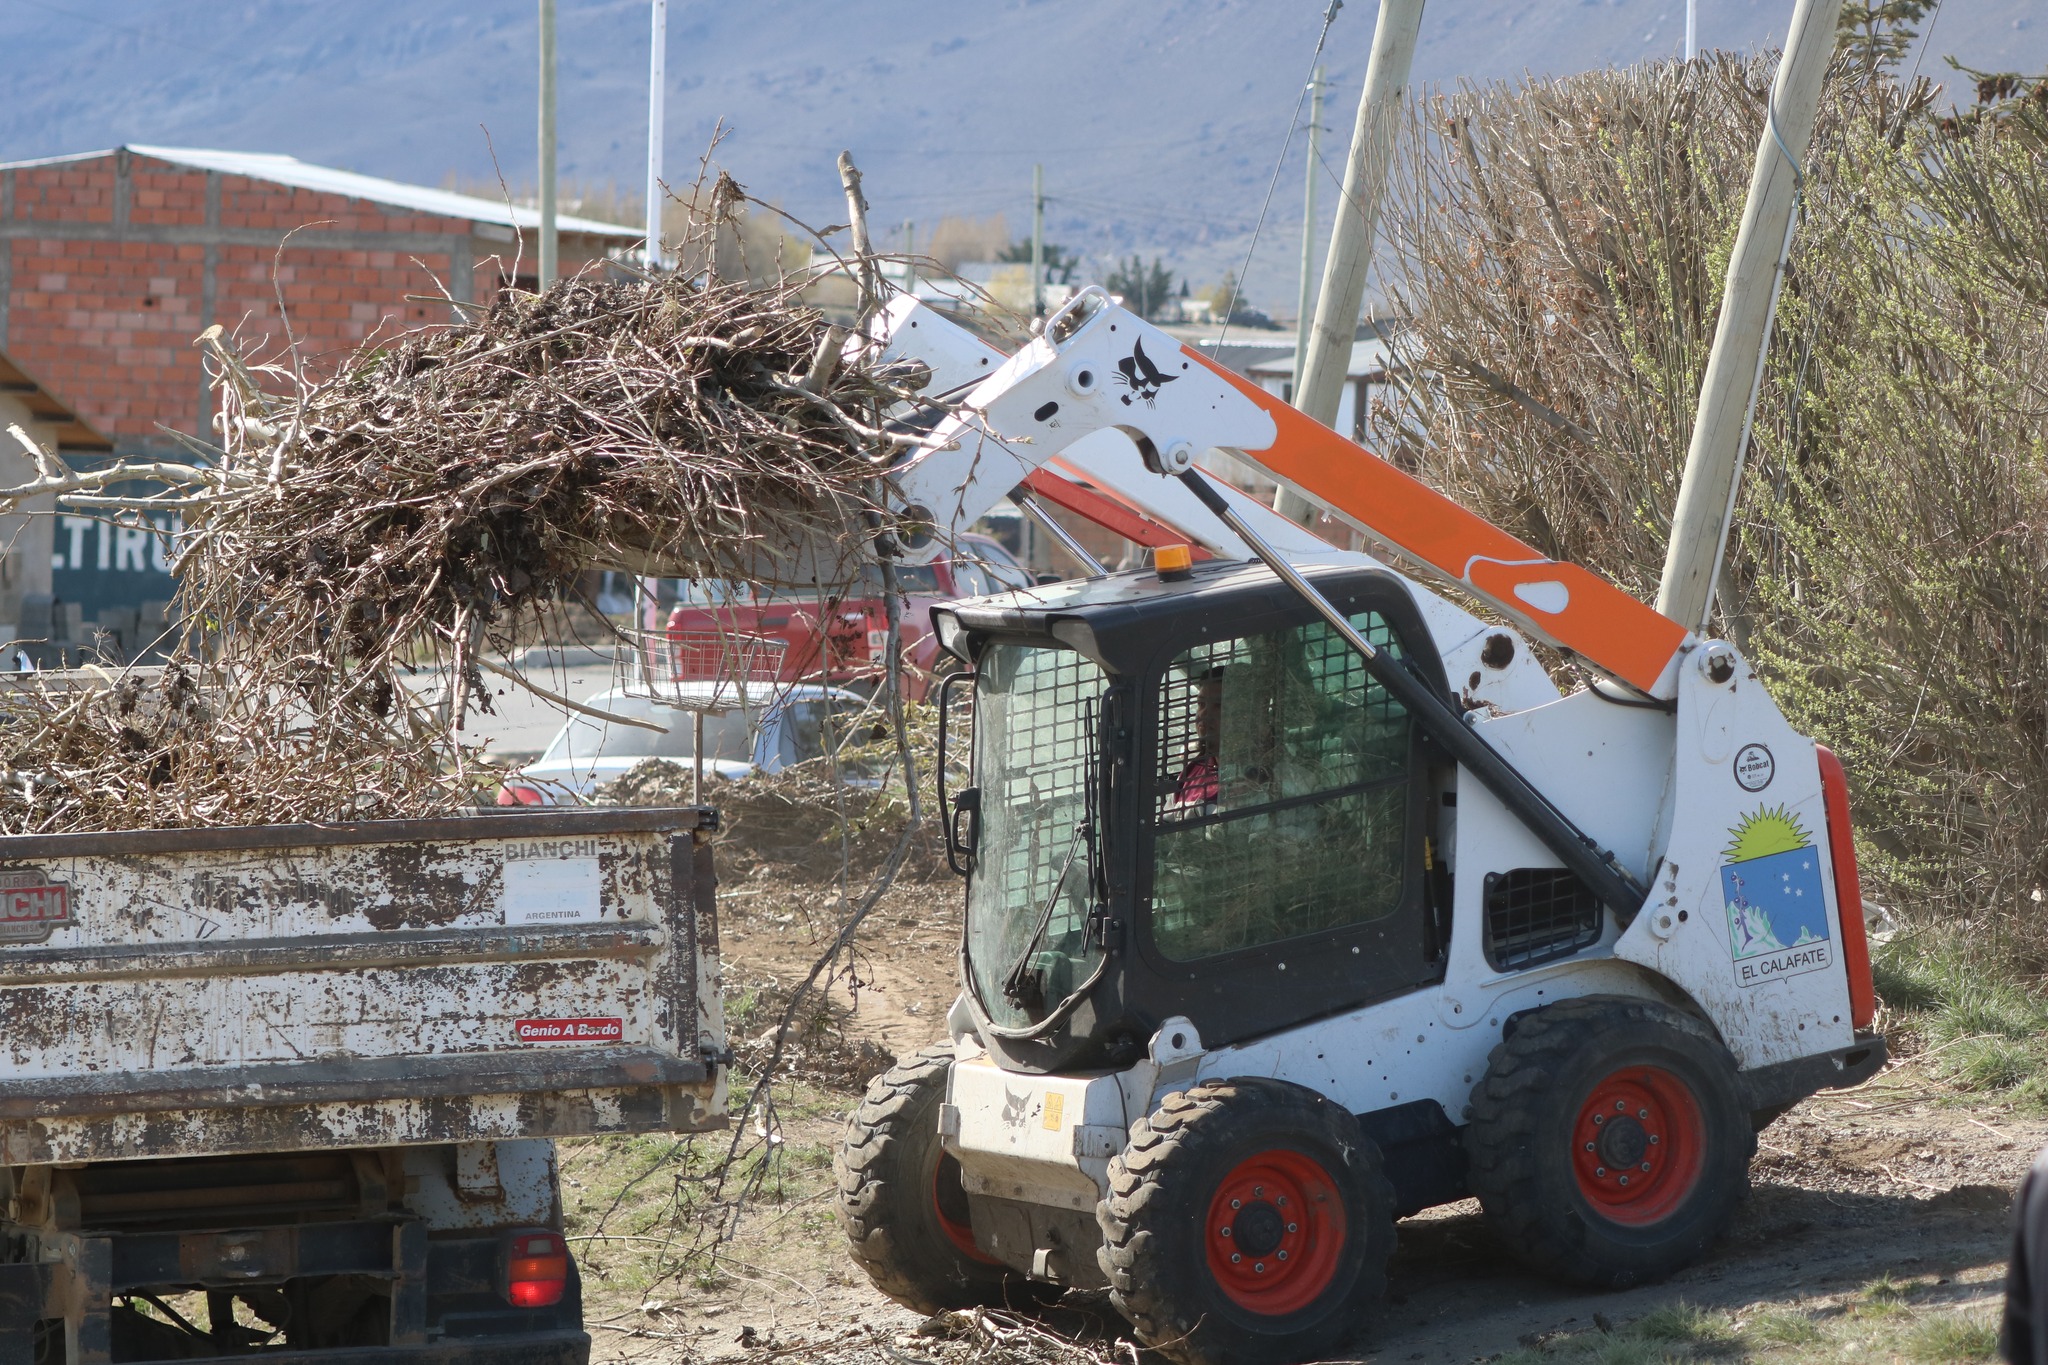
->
[{"left": 1380, "top": 57, "right": 2048, "bottom": 949}]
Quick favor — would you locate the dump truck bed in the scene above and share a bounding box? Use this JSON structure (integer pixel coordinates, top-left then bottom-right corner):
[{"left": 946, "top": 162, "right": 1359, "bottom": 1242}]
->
[{"left": 0, "top": 807, "right": 725, "bottom": 1165}]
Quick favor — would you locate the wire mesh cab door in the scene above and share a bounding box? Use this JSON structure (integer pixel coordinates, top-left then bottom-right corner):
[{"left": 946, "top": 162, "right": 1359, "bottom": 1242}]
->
[{"left": 1133, "top": 599, "right": 1446, "bottom": 1050}]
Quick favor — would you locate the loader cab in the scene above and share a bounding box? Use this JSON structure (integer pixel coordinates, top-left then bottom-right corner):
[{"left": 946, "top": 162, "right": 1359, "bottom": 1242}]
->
[{"left": 934, "top": 560, "right": 1454, "bottom": 1074}]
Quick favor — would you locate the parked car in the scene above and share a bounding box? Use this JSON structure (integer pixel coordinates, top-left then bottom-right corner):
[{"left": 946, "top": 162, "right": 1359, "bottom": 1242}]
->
[
  {"left": 497, "top": 683, "right": 876, "bottom": 805},
  {"left": 661, "top": 532, "right": 1040, "bottom": 700}
]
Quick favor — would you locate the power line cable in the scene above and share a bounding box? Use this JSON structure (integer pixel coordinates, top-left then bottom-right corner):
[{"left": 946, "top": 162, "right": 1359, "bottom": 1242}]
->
[{"left": 1217, "top": 1, "right": 1347, "bottom": 345}]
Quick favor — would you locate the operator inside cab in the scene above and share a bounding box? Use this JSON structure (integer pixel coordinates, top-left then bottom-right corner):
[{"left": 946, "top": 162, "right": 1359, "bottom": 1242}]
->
[{"left": 1174, "top": 667, "right": 1223, "bottom": 809}]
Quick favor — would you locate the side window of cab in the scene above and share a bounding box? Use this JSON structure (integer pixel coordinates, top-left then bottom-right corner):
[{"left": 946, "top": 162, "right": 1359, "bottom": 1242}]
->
[{"left": 1147, "top": 613, "right": 1415, "bottom": 962}]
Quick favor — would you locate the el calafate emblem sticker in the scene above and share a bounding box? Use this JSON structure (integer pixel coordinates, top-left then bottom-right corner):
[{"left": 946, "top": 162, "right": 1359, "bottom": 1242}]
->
[{"left": 1720, "top": 805, "right": 1833, "bottom": 988}]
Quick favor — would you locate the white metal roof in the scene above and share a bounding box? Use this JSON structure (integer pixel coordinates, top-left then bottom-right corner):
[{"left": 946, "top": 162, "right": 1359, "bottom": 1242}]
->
[{"left": 0, "top": 145, "right": 641, "bottom": 241}]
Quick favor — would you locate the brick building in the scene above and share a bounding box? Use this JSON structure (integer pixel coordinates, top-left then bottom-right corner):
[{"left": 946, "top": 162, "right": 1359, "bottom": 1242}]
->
[{"left": 0, "top": 145, "right": 639, "bottom": 637}]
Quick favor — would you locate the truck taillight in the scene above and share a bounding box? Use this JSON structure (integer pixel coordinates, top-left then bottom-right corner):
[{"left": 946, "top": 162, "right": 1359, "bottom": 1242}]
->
[{"left": 502, "top": 1229, "right": 570, "bottom": 1307}]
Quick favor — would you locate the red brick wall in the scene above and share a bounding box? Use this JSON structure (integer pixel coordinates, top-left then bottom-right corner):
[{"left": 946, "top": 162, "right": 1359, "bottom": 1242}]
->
[{"left": 1, "top": 151, "right": 617, "bottom": 448}]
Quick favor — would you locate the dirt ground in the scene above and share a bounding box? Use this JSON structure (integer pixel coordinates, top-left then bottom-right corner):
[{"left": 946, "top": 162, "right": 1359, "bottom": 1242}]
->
[{"left": 572, "top": 858, "right": 2037, "bottom": 1364}]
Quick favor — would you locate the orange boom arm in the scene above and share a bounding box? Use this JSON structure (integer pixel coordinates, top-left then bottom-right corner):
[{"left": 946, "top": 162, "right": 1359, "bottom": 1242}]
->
[{"left": 1186, "top": 348, "right": 1688, "bottom": 696}]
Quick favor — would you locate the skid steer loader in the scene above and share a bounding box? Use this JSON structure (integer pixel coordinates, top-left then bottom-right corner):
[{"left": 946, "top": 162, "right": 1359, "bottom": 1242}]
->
[{"left": 831, "top": 288, "right": 1882, "bottom": 1365}]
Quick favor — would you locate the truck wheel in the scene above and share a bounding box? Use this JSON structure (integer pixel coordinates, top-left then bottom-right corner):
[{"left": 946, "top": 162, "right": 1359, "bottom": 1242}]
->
[
  {"left": 1096, "top": 1078, "right": 1395, "bottom": 1365},
  {"left": 835, "top": 1045, "right": 1008, "bottom": 1312},
  {"left": 1463, "top": 996, "right": 1756, "bottom": 1289}
]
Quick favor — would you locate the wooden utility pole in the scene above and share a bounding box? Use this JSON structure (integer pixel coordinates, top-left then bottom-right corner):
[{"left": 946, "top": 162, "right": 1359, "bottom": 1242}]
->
[
  {"left": 1279, "top": 0, "right": 1425, "bottom": 526},
  {"left": 645, "top": 0, "right": 666, "bottom": 270},
  {"left": 1655, "top": 0, "right": 1842, "bottom": 633},
  {"left": 1031, "top": 164, "right": 1046, "bottom": 318},
  {"left": 538, "top": 0, "right": 558, "bottom": 288},
  {"left": 1291, "top": 67, "right": 1326, "bottom": 408},
  {"left": 837, "top": 152, "right": 880, "bottom": 325}
]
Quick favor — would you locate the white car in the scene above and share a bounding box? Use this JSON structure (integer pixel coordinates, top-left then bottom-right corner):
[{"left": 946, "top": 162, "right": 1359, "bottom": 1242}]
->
[{"left": 496, "top": 683, "right": 876, "bottom": 806}]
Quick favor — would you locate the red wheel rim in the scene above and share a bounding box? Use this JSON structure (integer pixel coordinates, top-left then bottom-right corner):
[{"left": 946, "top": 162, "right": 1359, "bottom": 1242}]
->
[
  {"left": 1203, "top": 1149, "right": 1348, "bottom": 1315},
  {"left": 1571, "top": 1065, "right": 1706, "bottom": 1227},
  {"left": 932, "top": 1152, "right": 1001, "bottom": 1265}
]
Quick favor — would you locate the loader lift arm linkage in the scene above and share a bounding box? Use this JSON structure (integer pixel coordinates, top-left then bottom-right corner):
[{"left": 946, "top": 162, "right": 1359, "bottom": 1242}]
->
[
  {"left": 874, "top": 287, "right": 1692, "bottom": 701},
  {"left": 869, "top": 288, "right": 1663, "bottom": 921}
]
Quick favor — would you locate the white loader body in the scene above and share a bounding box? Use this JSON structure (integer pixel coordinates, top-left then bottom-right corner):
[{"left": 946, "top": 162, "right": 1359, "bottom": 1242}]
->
[{"left": 851, "top": 289, "right": 1879, "bottom": 1298}]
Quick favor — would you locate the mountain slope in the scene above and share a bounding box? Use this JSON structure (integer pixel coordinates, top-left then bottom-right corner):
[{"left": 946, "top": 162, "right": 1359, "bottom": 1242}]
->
[{"left": 0, "top": 0, "right": 2038, "bottom": 307}]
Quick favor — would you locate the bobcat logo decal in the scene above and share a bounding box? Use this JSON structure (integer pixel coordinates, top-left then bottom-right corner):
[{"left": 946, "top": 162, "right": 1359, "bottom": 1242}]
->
[
  {"left": 1115, "top": 339, "right": 1178, "bottom": 407},
  {"left": 1001, "top": 1087, "right": 1034, "bottom": 1130}
]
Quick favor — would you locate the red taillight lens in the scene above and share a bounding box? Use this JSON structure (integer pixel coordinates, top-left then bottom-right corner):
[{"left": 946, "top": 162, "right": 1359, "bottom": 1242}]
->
[
  {"left": 495, "top": 784, "right": 545, "bottom": 807},
  {"left": 503, "top": 1230, "right": 569, "bottom": 1308},
  {"left": 1816, "top": 745, "right": 1875, "bottom": 1031}
]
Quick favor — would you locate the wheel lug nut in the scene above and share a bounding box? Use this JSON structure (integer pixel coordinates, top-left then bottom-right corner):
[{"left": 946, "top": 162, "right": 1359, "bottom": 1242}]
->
[
  {"left": 1615, "top": 1101, "right": 1626, "bottom": 1111},
  {"left": 1584, "top": 1142, "right": 1595, "bottom": 1151},
  {"left": 1231, "top": 1253, "right": 1241, "bottom": 1264},
  {"left": 1649, "top": 1135, "right": 1660, "bottom": 1145},
  {"left": 1253, "top": 1187, "right": 1264, "bottom": 1198},
  {"left": 1254, "top": 1262, "right": 1266, "bottom": 1273},
  {"left": 1619, "top": 1175, "right": 1630, "bottom": 1186},
  {"left": 1277, "top": 1196, "right": 1288, "bottom": 1207},
  {"left": 1278, "top": 1250, "right": 1289, "bottom": 1261},
  {"left": 1641, "top": 1162, "right": 1652, "bottom": 1172},
  {"left": 1230, "top": 1199, "right": 1241, "bottom": 1209},
  {"left": 1286, "top": 1223, "right": 1297, "bottom": 1233},
  {"left": 1593, "top": 1115, "right": 1605, "bottom": 1125},
  {"left": 1595, "top": 1167, "right": 1606, "bottom": 1177},
  {"left": 1638, "top": 1109, "right": 1649, "bottom": 1120},
  {"left": 1220, "top": 1227, "right": 1232, "bottom": 1238}
]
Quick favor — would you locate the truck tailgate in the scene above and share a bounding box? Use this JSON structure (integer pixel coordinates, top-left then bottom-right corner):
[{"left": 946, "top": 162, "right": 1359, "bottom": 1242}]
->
[{"left": 0, "top": 808, "right": 725, "bottom": 1163}]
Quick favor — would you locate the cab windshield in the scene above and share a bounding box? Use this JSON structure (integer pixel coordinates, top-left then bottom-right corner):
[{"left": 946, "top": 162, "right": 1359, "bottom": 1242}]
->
[{"left": 965, "top": 642, "right": 1107, "bottom": 1030}]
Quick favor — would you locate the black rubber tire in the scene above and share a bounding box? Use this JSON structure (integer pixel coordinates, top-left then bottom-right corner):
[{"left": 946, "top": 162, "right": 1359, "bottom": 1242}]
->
[
  {"left": 834, "top": 1044, "right": 1009, "bottom": 1313},
  {"left": 1096, "top": 1078, "right": 1396, "bottom": 1365},
  {"left": 1463, "top": 995, "right": 1756, "bottom": 1290}
]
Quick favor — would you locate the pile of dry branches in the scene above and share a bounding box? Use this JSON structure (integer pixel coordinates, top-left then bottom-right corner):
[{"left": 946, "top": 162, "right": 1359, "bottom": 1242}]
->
[
  {"left": 188, "top": 268, "right": 898, "bottom": 677},
  {"left": 870, "top": 1309, "right": 1138, "bottom": 1365},
  {"left": 0, "top": 190, "right": 921, "bottom": 833},
  {"left": 0, "top": 659, "right": 470, "bottom": 833}
]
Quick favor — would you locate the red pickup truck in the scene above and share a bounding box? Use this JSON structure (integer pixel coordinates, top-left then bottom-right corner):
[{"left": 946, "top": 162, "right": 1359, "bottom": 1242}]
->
[{"left": 664, "top": 532, "right": 1038, "bottom": 699}]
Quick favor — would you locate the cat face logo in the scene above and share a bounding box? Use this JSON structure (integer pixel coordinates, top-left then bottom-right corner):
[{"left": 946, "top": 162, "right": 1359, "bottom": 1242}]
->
[
  {"left": 1001, "top": 1087, "right": 1033, "bottom": 1129},
  {"left": 1116, "top": 339, "right": 1178, "bottom": 407}
]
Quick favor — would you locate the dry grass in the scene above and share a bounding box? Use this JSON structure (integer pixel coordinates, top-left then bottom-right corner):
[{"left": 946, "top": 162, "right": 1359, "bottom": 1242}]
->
[{"left": 1494, "top": 1287, "right": 1999, "bottom": 1364}]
